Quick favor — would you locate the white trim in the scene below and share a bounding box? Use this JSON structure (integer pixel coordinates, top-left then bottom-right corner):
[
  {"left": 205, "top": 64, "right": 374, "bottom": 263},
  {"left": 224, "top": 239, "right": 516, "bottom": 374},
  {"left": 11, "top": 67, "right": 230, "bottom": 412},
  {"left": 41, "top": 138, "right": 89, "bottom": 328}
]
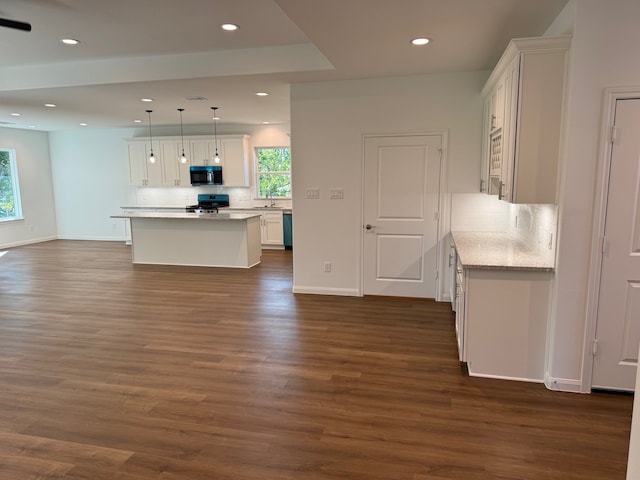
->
[
  {"left": 582, "top": 86, "right": 640, "bottom": 394},
  {"left": 0, "top": 235, "right": 57, "bottom": 249},
  {"left": 359, "top": 130, "right": 448, "bottom": 299},
  {"left": 292, "top": 286, "right": 361, "bottom": 297},
  {"left": 544, "top": 372, "right": 583, "bottom": 393},
  {"left": 56, "top": 235, "right": 124, "bottom": 242},
  {"left": 468, "top": 370, "right": 545, "bottom": 385}
]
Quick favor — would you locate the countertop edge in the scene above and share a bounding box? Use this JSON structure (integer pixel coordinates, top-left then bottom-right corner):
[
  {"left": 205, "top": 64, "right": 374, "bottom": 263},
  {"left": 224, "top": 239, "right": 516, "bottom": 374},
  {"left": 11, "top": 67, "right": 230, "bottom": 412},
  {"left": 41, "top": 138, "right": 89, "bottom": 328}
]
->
[{"left": 451, "top": 231, "right": 555, "bottom": 272}]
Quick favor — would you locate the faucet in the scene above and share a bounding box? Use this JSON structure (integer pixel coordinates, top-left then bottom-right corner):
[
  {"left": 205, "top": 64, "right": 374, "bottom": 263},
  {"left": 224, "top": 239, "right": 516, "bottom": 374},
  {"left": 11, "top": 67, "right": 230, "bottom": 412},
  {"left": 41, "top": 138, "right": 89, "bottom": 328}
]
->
[{"left": 267, "top": 191, "right": 276, "bottom": 207}]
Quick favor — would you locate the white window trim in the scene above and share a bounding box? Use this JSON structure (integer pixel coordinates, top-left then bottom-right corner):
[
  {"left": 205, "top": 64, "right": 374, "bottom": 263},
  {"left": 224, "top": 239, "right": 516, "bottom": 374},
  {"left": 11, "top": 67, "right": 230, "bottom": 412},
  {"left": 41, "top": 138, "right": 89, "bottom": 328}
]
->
[
  {"left": 0, "top": 148, "right": 23, "bottom": 222},
  {"left": 254, "top": 146, "right": 292, "bottom": 199}
]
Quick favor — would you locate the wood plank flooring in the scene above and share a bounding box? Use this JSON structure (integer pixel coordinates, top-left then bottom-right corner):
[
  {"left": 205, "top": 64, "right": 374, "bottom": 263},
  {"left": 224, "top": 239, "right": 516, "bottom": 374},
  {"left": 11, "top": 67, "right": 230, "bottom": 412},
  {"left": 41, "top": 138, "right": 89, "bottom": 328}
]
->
[{"left": 0, "top": 240, "right": 633, "bottom": 479}]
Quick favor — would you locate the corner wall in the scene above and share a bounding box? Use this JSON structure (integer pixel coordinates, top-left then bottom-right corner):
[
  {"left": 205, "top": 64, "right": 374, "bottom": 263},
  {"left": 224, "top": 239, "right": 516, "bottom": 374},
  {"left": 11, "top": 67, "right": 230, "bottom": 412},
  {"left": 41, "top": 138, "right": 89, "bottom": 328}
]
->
[
  {"left": 547, "top": 0, "right": 640, "bottom": 389},
  {"left": 0, "top": 127, "right": 57, "bottom": 248},
  {"left": 290, "top": 71, "right": 486, "bottom": 296}
]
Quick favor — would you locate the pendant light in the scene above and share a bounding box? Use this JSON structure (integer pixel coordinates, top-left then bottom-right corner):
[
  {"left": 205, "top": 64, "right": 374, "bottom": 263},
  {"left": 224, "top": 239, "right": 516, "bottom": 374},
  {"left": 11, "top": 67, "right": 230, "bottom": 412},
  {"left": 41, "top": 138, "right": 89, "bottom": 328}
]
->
[
  {"left": 211, "top": 106, "right": 221, "bottom": 164},
  {"left": 146, "top": 109, "right": 156, "bottom": 163},
  {"left": 177, "top": 108, "right": 187, "bottom": 163}
]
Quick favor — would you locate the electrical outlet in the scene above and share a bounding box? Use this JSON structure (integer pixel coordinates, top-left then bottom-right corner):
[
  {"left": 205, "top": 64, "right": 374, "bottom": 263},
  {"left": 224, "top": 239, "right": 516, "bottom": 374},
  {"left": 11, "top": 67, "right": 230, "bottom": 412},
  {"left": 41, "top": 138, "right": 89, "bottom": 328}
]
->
[
  {"left": 323, "top": 262, "right": 332, "bottom": 272},
  {"left": 329, "top": 188, "right": 344, "bottom": 199},
  {"left": 306, "top": 188, "right": 320, "bottom": 199}
]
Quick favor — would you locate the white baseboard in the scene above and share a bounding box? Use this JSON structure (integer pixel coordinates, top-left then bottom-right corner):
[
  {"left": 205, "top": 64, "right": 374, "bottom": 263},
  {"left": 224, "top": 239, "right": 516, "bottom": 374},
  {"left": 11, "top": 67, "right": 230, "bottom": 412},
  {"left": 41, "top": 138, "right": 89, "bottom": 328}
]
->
[
  {"left": 292, "top": 285, "right": 361, "bottom": 297},
  {"left": 467, "top": 368, "right": 544, "bottom": 384},
  {"left": 0, "top": 235, "right": 57, "bottom": 249},
  {"left": 56, "top": 235, "right": 124, "bottom": 242},
  {"left": 544, "top": 373, "right": 584, "bottom": 393}
]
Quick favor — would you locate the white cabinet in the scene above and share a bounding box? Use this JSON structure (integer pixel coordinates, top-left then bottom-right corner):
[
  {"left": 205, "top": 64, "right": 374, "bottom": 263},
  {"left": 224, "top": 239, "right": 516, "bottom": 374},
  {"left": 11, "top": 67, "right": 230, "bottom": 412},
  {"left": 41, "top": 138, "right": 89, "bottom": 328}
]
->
[
  {"left": 127, "top": 140, "right": 164, "bottom": 186},
  {"left": 160, "top": 139, "right": 191, "bottom": 187},
  {"left": 460, "top": 265, "right": 552, "bottom": 381},
  {"left": 232, "top": 209, "right": 284, "bottom": 248},
  {"left": 219, "top": 135, "right": 250, "bottom": 187},
  {"left": 481, "top": 36, "right": 570, "bottom": 204},
  {"left": 189, "top": 138, "right": 217, "bottom": 167},
  {"left": 188, "top": 135, "right": 250, "bottom": 186},
  {"left": 260, "top": 210, "right": 284, "bottom": 248},
  {"left": 454, "top": 256, "right": 466, "bottom": 362},
  {"left": 127, "top": 134, "right": 250, "bottom": 188}
]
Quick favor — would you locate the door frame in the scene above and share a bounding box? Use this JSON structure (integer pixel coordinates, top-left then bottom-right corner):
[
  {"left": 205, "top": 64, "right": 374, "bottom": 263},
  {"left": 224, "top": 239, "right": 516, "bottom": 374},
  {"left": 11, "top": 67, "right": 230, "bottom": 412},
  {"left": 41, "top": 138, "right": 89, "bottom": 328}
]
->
[
  {"left": 582, "top": 87, "right": 640, "bottom": 392},
  {"left": 359, "top": 130, "right": 449, "bottom": 299}
]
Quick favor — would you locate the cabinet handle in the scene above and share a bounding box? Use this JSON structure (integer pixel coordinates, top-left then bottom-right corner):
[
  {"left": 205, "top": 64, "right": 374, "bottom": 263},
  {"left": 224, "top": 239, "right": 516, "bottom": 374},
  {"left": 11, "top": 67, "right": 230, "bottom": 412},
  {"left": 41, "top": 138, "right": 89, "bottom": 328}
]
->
[
  {"left": 480, "top": 178, "right": 485, "bottom": 193},
  {"left": 491, "top": 114, "right": 496, "bottom": 130},
  {"left": 498, "top": 182, "right": 505, "bottom": 200}
]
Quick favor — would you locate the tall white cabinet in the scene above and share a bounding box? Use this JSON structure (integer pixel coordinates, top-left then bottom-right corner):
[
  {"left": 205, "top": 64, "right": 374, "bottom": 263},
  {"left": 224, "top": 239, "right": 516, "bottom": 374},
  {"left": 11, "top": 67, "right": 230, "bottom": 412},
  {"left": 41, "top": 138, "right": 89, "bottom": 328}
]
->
[{"left": 480, "top": 35, "right": 570, "bottom": 204}]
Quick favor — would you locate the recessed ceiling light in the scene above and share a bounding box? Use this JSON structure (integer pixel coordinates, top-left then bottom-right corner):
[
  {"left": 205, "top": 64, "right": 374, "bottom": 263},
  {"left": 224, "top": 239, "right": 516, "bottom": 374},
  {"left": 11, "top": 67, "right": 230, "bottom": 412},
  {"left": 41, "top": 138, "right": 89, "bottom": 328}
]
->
[
  {"left": 141, "top": 98, "right": 154, "bottom": 102},
  {"left": 256, "top": 92, "right": 269, "bottom": 97},
  {"left": 221, "top": 23, "right": 239, "bottom": 31},
  {"left": 79, "top": 123, "right": 88, "bottom": 126},
  {"left": 186, "top": 96, "right": 207, "bottom": 101},
  {"left": 28, "top": 125, "right": 36, "bottom": 129},
  {"left": 61, "top": 38, "right": 80, "bottom": 45},
  {"left": 134, "top": 119, "right": 142, "bottom": 123},
  {"left": 411, "top": 37, "right": 431, "bottom": 46},
  {"left": 44, "top": 103, "right": 56, "bottom": 108},
  {"left": 10, "top": 113, "right": 21, "bottom": 117},
  {"left": 262, "top": 121, "right": 271, "bottom": 124},
  {"left": 212, "top": 116, "right": 220, "bottom": 121}
]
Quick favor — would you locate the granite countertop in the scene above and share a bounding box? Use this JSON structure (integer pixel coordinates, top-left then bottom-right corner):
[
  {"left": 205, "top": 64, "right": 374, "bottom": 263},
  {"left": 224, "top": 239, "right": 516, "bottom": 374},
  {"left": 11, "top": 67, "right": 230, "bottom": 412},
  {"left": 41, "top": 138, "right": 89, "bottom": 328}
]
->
[
  {"left": 111, "top": 212, "right": 261, "bottom": 221},
  {"left": 451, "top": 231, "right": 554, "bottom": 272}
]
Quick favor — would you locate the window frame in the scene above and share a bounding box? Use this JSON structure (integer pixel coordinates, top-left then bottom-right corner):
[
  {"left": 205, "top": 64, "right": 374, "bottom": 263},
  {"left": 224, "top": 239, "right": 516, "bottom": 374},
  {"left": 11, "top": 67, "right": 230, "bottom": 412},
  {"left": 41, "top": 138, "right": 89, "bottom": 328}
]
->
[
  {"left": 254, "top": 146, "right": 292, "bottom": 199},
  {"left": 0, "top": 148, "right": 23, "bottom": 222}
]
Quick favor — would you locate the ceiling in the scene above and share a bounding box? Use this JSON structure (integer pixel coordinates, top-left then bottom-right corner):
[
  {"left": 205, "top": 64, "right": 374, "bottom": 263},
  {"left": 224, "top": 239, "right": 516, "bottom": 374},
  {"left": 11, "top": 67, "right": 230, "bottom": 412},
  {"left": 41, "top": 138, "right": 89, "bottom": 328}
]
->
[{"left": 0, "top": 0, "right": 569, "bottom": 131}]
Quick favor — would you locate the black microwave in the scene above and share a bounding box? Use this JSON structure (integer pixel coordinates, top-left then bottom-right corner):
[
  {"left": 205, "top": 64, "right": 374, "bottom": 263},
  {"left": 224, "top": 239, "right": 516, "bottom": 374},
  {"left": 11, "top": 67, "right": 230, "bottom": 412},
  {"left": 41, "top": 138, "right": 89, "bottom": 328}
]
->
[{"left": 190, "top": 165, "right": 223, "bottom": 186}]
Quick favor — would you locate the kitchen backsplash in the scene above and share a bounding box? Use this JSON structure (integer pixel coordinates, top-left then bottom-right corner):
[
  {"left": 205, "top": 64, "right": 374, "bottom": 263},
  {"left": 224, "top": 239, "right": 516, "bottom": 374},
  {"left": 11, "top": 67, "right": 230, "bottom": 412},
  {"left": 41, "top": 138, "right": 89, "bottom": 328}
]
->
[
  {"left": 451, "top": 193, "right": 557, "bottom": 263},
  {"left": 132, "top": 187, "right": 293, "bottom": 209}
]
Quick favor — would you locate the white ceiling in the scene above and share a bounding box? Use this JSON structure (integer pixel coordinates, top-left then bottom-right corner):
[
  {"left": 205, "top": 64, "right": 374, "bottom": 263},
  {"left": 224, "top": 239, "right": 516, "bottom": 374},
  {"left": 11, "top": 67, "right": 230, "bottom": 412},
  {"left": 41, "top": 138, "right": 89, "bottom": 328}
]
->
[{"left": 0, "top": 0, "right": 569, "bottom": 131}]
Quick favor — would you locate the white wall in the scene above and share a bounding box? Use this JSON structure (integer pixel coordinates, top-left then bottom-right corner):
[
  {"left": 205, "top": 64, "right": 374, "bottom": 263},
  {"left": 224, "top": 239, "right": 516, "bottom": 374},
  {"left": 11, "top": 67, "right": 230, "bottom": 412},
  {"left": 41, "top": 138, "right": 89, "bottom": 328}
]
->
[
  {"left": 49, "top": 127, "right": 137, "bottom": 240},
  {"left": 546, "top": 0, "right": 640, "bottom": 391},
  {"left": 290, "top": 71, "right": 486, "bottom": 296},
  {"left": 0, "top": 128, "right": 57, "bottom": 248}
]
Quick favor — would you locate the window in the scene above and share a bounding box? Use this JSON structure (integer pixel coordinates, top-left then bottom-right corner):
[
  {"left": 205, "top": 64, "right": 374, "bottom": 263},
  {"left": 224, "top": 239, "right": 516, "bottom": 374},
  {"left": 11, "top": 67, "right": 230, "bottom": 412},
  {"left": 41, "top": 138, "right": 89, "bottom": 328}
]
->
[
  {"left": 255, "top": 147, "right": 291, "bottom": 198},
  {"left": 0, "top": 149, "right": 22, "bottom": 221}
]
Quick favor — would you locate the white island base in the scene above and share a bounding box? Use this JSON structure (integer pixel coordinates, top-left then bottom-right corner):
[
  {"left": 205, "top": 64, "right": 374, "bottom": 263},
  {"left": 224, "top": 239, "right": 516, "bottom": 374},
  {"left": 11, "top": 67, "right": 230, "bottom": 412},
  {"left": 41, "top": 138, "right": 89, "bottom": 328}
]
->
[{"left": 112, "top": 212, "right": 262, "bottom": 268}]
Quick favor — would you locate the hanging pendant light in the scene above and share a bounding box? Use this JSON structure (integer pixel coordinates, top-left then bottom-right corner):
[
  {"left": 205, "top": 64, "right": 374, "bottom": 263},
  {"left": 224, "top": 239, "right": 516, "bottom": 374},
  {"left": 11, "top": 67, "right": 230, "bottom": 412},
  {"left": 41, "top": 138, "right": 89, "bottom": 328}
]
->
[
  {"left": 146, "top": 109, "right": 156, "bottom": 163},
  {"left": 211, "top": 106, "right": 221, "bottom": 164},
  {"left": 177, "top": 108, "right": 187, "bottom": 164}
]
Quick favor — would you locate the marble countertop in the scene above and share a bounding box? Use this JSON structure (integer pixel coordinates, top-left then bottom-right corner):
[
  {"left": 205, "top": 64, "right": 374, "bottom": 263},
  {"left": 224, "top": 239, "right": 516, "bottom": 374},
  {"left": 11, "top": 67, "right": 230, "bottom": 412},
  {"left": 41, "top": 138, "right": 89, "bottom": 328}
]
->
[
  {"left": 112, "top": 212, "right": 261, "bottom": 221},
  {"left": 451, "top": 231, "right": 554, "bottom": 272}
]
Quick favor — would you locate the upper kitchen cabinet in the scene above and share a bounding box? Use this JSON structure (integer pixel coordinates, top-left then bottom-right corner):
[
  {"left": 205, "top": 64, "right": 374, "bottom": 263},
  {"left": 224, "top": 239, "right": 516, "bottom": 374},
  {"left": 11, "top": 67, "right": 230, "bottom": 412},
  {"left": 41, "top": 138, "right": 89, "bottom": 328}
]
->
[
  {"left": 127, "top": 140, "right": 164, "bottom": 187},
  {"left": 128, "top": 135, "right": 251, "bottom": 188},
  {"left": 160, "top": 139, "right": 191, "bottom": 187},
  {"left": 480, "top": 36, "right": 570, "bottom": 204},
  {"left": 219, "top": 135, "right": 250, "bottom": 187},
  {"left": 189, "top": 135, "right": 250, "bottom": 187}
]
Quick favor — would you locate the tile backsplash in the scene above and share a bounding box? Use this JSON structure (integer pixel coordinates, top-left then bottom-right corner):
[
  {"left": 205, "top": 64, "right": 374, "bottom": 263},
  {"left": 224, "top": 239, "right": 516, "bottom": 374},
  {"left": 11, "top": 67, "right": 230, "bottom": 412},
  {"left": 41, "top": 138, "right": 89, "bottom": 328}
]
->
[
  {"left": 451, "top": 193, "right": 557, "bottom": 263},
  {"left": 131, "top": 187, "right": 292, "bottom": 209}
]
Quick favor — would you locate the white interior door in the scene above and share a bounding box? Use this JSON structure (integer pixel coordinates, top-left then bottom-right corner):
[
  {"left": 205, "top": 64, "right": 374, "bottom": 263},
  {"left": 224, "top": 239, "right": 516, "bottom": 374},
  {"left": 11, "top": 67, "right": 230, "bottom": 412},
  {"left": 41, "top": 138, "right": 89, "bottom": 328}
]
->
[
  {"left": 363, "top": 134, "right": 442, "bottom": 298},
  {"left": 592, "top": 98, "right": 640, "bottom": 391}
]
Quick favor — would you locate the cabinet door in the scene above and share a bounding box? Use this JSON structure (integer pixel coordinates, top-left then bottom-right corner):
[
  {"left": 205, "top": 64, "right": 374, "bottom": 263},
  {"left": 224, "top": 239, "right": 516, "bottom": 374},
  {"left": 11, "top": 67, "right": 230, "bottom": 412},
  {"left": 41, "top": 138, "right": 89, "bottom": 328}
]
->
[
  {"left": 220, "top": 136, "right": 250, "bottom": 186},
  {"left": 127, "top": 142, "right": 148, "bottom": 186},
  {"left": 480, "top": 97, "right": 490, "bottom": 193},
  {"left": 261, "top": 211, "right": 284, "bottom": 245},
  {"left": 160, "top": 139, "right": 191, "bottom": 187},
  {"left": 189, "top": 139, "right": 217, "bottom": 166},
  {"left": 146, "top": 141, "right": 165, "bottom": 186},
  {"left": 500, "top": 55, "right": 521, "bottom": 202}
]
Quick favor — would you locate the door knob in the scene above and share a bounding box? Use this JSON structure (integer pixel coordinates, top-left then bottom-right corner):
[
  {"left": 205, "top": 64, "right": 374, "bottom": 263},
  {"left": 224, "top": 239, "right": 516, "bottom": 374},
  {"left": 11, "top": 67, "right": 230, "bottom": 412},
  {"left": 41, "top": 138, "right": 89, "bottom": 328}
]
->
[{"left": 365, "top": 224, "right": 375, "bottom": 230}]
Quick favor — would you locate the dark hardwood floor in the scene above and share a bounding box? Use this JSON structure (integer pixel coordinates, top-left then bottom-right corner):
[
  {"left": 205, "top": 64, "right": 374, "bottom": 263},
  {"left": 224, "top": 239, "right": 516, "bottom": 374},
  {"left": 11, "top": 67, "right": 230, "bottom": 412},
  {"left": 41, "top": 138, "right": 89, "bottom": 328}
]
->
[{"left": 0, "top": 240, "right": 633, "bottom": 479}]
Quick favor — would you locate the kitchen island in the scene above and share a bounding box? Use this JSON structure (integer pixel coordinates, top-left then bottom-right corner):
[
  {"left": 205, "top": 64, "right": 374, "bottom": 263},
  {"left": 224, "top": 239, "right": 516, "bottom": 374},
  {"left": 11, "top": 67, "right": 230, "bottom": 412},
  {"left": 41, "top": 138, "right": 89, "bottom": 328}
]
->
[{"left": 111, "top": 211, "right": 262, "bottom": 268}]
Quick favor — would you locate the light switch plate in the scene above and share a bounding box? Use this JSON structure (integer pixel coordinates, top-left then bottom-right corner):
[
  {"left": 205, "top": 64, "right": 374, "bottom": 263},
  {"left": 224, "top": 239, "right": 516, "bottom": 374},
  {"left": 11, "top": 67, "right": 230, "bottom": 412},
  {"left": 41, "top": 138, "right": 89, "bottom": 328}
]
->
[
  {"left": 329, "top": 188, "right": 344, "bottom": 199},
  {"left": 306, "top": 188, "right": 320, "bottom": 199}
]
